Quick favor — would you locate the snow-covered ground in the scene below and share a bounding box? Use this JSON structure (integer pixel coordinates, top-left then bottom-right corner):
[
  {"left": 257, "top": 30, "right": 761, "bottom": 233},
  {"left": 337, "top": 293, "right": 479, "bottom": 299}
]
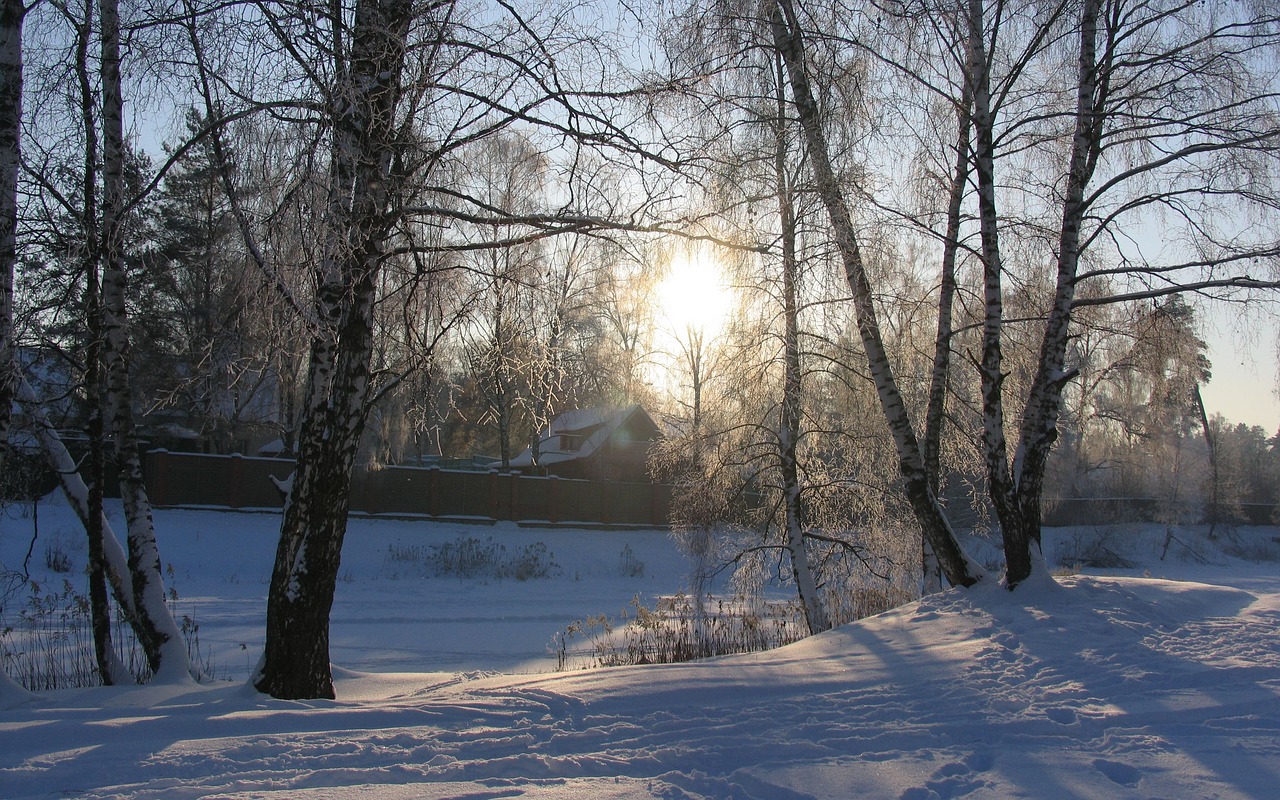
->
[{"left": 2, "top": 494, "right": 1278, "bottom": 799}]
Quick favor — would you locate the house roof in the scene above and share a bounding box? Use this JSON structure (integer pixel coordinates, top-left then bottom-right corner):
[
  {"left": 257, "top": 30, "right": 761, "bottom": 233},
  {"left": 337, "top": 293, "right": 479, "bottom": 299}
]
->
[{"left": 510, "top": 404, "right": 656, "bottom": 468}]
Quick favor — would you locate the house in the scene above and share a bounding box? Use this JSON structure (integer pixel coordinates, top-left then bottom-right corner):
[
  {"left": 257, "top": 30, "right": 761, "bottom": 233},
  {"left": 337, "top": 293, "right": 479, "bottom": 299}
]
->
[{"left": 510, "top": 405, "right": 661, "bottom": 482}]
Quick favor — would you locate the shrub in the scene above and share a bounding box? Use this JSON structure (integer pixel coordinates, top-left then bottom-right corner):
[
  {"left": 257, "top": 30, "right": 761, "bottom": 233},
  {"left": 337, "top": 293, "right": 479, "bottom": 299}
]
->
[
  {"left": 1219, "top": 531, "right": 1280, "bottom": 563},
  {"left": 0, "top": 572, "right": 216, "bottom": 690},
  {"left": 617, "top": 544, "right": 645, "bottom": 578},
  {"left": 552, "top": 593, "right": 808, "bottom": 670},
  {"left": 44, "top": 535, "right": 73, "bottom": 574},
  {"left": 1058, "top": 526, "right": 1137, "bottom": 569},
  {"left": 384, "top": 535, "right": 560, "bottom": 581}
]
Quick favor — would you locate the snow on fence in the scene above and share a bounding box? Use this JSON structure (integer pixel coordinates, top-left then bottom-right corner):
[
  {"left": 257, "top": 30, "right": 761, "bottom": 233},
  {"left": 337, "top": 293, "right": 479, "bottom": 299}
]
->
[{"left": 141, "top": 450, "right": 673, "bottom": 528}]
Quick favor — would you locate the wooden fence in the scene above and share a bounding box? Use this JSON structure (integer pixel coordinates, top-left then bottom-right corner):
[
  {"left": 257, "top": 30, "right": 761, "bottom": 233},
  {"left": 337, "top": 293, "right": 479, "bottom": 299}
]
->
[{"left": 142, "top": 450, "right": 672, "bottom": 527}]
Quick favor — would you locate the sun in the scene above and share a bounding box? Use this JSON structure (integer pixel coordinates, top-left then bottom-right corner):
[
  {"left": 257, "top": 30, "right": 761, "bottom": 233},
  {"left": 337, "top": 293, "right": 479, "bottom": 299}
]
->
[{"left": 656, "top": 251, "right": 733, "bottom": 338}]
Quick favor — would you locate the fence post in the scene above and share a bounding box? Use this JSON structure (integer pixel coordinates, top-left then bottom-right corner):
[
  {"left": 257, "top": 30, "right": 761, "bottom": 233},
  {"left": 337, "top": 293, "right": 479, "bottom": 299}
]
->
[
  {"left": 488, "top": 469, "right": 499, "bottom": 521},
  {"left": 549, "top": 475, "right": 559, "bottom": 523},
  {"left": 228, "top": 453, "right": 243, "bottom": 508},
  {"left": 428, "top": 466, "right": 439, "bottom": 517},
  {"left": 507, "top": 470, "right": 517, "bottom": 521},
  {"left": 147, "top": 450, "right": 168, "bottom": 505}
]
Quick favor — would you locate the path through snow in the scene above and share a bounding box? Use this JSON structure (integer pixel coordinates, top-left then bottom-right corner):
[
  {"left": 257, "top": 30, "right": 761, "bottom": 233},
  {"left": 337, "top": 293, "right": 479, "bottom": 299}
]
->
[{"left": 3, "top": 574, "right": 1278, "bottom": 799}]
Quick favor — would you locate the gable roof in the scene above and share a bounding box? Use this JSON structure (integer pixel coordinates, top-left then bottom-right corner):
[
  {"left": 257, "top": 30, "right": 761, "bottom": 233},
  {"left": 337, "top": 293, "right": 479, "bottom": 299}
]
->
[{"left": 510, "top": 404, "right": 657, "bottom": 468}]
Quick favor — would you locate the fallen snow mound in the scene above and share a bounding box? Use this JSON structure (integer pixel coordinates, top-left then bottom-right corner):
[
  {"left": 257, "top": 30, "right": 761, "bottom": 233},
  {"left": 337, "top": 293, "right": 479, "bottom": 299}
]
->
[{"left": 3, "top": 574, "right": 1277, "bottom": 799}]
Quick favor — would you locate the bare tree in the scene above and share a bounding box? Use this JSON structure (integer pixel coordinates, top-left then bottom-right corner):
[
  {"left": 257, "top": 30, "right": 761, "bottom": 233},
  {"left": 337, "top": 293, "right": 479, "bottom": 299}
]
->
[
  {"left": 769, "top": 0, "right": 985, "bottom": 588},
  {"left": 0, "top": 0, "right": 26, "bottom": 696},
  {"left": 769, "top": 0, "right": 1280, "bottom": 589},
  {"left": 0, "top": 0, "right": 18, "bottom": 483}
]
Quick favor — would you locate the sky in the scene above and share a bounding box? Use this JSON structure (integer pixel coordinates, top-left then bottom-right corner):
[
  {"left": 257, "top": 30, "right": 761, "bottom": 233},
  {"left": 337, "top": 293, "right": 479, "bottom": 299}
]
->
[{"left": 1201, "top": 311, "right": 1280, "bottom": 433}]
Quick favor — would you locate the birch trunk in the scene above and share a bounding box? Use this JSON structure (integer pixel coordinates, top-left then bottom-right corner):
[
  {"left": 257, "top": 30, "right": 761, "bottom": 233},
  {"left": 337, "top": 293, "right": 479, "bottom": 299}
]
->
[
  {"left": 17, "top": 374, "right": 135, "bottom": 683},
  {"left": 769, "top": 0, "right": 982, "bottom": 588},
  {"left": 920, "top": 81, "right": 973, "bottom": 596},
  {"left": 85, "top": 248, "right": 118, "bottom": 683},
  {"left": 98, "top": 0, "right": 190, "bottom": 680},
  {"left": 70, "top": 0, "right": 121, "bottom": 685},
  {"left": 0, "top": 0, "right": 23, "bottom": 694},
  {"left": 0, "top": 0, "right": 17, "bottom": 481},
  {"left": 963, "top": 0, "right": 1031, "bottom": 585},
  {"left": 772, "top": 53, "right": 829, "bottom": 633},
  {"left": 1003, "top": 0, "right": 1103, "bottom": 587},
  {"left": 255, "top": 0, "right": 413, "bottom": 700}
]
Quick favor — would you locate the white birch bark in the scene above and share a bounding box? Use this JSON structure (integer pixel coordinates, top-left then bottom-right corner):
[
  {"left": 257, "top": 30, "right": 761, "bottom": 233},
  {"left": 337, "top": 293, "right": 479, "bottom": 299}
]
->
[
  {"left": 99, "top": 0, "right": 189, "bottom": 681},
  {"left": 0, "top": 0, "right": 24, "bottom": 694},
  {"left": 921, "top": 77, "right": 972, "bottom": 597},
  {"left": 973, "top": 0, "right": 1102, "bottom": 588},
  {"left": 256, "top": 0, "right": 415, "bottom": 700},
  {"left": 1007, "top": 0, "right": 1103, "bottom": 562},
  {"left": 16, "top": 374, "right": 136, "bottom": 685},
  {"left": 0, "top": 0, "right": 17, "bottom": 480},
  {"left": 963, "top": 0, "right": 1030, "bottom": 585},
  {"left": 773, "top": 53, "right": 829, "bottom": 633},
  {"left": 769, "top": 0, "right": 983, "bottom": 588}
]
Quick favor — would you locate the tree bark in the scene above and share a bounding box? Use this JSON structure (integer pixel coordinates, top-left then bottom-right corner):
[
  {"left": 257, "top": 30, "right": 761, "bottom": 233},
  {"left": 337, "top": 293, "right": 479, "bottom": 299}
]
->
[
  {"left": 99, "top": 0, "right": 189, "bottom": 679},
  {"left": 773, "top": 52, "right": 829, "bottom": 634},
  {"left": 0, "top": 0, "right": 23, "bottom": 696},
  {"left": 68, "top": 0, "right": 121, "bottom": 686},
  {"left": 255, "top": 0, "right": 413, "bottom": 700},
  {"left": 1002, "top": 0, "right": 1103, "bottom": 587},
  {"left": 769, "top": 0, "right": 982, "bottom": 589},
  {"left": 17, "top": 374, "right": 136, "bottom": 686},
  {"left": 921, "top": 77, "right": 973, "bottom": 596},
  {"left": 0, "top": 0, "right": 17, "bottom": 482},
  {"left": 963, "top": 0, "right": 1031, "bottom": 586}
]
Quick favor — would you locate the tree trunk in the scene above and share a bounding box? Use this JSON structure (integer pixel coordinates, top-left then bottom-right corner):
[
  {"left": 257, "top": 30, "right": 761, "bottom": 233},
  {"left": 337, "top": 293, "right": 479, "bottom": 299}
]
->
[
  {"left": 68, "top": 0, "right": 121, "bottom": 686},
  {"left": 255, "top": 0, "right": 413, "bottom": 700},
  {"left": 17, "top": 374, "right": 137, "bottom": 687},
  {"left": 0, "top": 0, "right": 23, "bottom": 696},
  {"left": 769, "top": 0, "right": 982, "bottom": 588},
  {"left": 964, "top": 0, "right": 1031, "bottom": 586},
  {"left": 1003, "top": 0, "right": 1104, "bottom": 587},
  {"left": 99, "top": 0, "right": 189, "bottom": 680},
  {"left": 772, "top": 52, "right": 829, "bottom": 634},
  {"left": 85, "top": 234, "right": 118, "bottom": 684},
  {"left": 0, "top": 0, "right": 18, "bottom": 482},
  {"left": 920, "top": 78, "right": 973, "bottom": 597}
]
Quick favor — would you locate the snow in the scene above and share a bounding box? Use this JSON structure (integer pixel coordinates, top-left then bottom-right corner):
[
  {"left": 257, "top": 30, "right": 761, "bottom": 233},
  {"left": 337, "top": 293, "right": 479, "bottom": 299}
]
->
[{"left": 2, "top": 495, "right": 1279, "bottom": 799}]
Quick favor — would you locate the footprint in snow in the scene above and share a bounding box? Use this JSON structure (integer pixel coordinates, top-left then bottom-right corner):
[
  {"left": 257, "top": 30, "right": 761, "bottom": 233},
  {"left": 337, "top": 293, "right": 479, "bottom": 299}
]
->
[
  {"left": 1093, "top": 758, "right": 1142, "bottom": 787},
  {"left": 1045, "top": 706, "right": 1078, "bottom": 725},
  {"left": 899, "top": 751, "right": 995, "bottom": 799}
]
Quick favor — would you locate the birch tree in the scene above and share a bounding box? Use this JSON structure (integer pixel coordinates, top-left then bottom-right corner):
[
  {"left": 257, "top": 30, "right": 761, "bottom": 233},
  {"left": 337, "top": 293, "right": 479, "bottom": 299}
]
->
[
  {"left": 964, "top": 0, "right": 1280, "bottom": 586},
  {"left": 769, "top": 0, "right": 985, "bottom": 588},
  {"left": 770, "top": 0, "right": 1280, "bottom": 589},
  {"left": 0, "top": 0, "right": 26, "bottom": 696},
  {"left": 14, "top": 0, "right": 192, "bottom": 680},
  {"left": 219, "top": 0, "right": 677, "bottom": 698},
  {"left": 0, "top": 0, "right": 18, "bottom": 483},
  {"left": 99, "top": 0, "right": 189, "bottom": 678}
]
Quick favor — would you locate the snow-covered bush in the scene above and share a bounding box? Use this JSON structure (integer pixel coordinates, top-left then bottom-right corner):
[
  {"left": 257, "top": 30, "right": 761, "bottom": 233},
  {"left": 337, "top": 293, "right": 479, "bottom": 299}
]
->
[{"left": 1219, "top": 530, "right": 1280, "bottom": 562}]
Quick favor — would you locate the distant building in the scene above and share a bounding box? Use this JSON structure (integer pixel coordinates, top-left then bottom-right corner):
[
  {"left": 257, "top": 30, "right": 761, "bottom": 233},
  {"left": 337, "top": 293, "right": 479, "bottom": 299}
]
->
[{"left": 510, "top": 405, "right": 661, "bottom": 482}]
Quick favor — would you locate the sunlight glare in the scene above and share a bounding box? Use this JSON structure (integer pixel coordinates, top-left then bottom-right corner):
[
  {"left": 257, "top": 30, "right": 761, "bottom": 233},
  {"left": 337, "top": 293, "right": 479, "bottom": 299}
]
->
[{"left": 657, "top": 252, "right": 732, "bottom": 337}]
